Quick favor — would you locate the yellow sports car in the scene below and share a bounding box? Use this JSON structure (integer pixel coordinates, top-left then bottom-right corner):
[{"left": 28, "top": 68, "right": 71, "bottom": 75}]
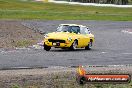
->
[{"left": 43, "top": 24, "right": 94, "bottom": 51}]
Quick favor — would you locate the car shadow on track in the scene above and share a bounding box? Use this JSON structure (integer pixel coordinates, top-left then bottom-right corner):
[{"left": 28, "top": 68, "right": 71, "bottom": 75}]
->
[{"left": 49, "top": 48, "right": 97, "bottom": 52}]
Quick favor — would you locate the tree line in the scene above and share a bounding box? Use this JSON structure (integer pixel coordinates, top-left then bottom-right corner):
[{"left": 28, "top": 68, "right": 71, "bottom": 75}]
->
[{"left": 71, "top": 0, "right": 129, "bottom": 5}]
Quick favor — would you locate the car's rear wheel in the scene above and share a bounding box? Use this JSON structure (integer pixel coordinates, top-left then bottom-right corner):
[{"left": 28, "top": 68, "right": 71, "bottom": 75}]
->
[
  {"left": 44, "top": 44, "right": 51, "bottom": 51},
  {"left": 70, "top": 40, "right": 77, "bottom": 50},
  {"left": 85, "top": 41, "right": 92, "bottom": 50}
]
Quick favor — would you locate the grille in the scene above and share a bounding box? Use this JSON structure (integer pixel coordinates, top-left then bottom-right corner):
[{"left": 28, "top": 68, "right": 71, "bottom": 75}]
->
[{"left": 48, "top": 39, "right": 65, "bottom": 43}]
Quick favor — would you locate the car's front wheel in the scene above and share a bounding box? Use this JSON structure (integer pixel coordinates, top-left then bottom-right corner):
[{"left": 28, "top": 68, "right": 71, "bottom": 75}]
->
[
  {"left": 44, "top": 44, "right": 51, "bottom": 51},
  {"left": 85, "top": 41, "right": 92, "bottom": 50},
  {"left": 70, "top": 40, "right": 77, "bottom": 50}
]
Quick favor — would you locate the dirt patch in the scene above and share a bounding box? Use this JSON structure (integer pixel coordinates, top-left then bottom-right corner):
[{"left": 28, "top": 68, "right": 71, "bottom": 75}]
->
[
  {"left": 0, "top": 68, "right": 77, "bottom": 88},
  {"left": 0, "top": 20, "right": 43, "bottom": 49}
]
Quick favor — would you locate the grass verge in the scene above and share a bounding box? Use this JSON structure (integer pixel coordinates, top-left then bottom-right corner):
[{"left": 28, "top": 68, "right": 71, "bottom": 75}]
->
[
  {"left": 14, "top": 40, "right": 34, "bottom": 47},
  {"left": 0, "top": 68, "right": 132, "bottom": 88},
  {"left": 0, "top": 0, "right": 132, "bottom": 21},
  {"left": 8, "top": 72, "right": 132, "bottom": 88}
]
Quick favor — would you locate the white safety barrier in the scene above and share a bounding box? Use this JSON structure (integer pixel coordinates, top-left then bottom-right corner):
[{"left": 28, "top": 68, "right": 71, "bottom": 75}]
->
[{"left": 48, "top": 0, "right": 132, "bottom": 8}]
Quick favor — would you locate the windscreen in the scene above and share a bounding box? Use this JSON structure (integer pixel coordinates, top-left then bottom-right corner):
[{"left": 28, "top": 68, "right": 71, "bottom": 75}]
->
[{"left": 57, "top": 25, "right": 80, "bottom": 34}]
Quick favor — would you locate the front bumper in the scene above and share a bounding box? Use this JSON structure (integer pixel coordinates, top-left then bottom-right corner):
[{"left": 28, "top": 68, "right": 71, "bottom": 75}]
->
[{"left": 44, "top": 39, "right": 72, "bottom": 48}]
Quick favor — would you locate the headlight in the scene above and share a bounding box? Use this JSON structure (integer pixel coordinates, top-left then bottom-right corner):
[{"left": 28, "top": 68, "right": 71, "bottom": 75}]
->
[
  {"left": 44, "top": 34, "right": 49, "bottom": 38},
  {"left": 67, "top": 37, "right": 72, "bottom": 42}
]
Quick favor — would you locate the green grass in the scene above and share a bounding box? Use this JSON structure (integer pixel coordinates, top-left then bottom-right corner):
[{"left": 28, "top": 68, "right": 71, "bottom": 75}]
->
[
  {"left": 14, "top": 40, "right": 33, "bottom": 47},
  {"left": 11, "top": 84, "right": 20, "bottom": 88},
  {"left": 0, "top": 0, "right": 132, "bottom": 21}
]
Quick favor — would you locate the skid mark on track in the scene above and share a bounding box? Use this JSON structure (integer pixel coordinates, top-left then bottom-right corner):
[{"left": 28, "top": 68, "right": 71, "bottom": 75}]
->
[{"left": 122, "top": 53, "right": 132, "bottom": 55}]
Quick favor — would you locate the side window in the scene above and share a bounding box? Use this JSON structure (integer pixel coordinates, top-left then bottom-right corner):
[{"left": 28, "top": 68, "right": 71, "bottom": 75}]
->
[
  {"left": 80, "top": 27, "right": 86, "bottom": 34},
  {"left": 80, "top": 27, "right": 91, "bottom": 34}
]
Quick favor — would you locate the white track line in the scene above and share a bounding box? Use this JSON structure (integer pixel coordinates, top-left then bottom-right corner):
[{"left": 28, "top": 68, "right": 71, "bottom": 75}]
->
[
  {"left": 49, "top": 0, "right": 132, "bottom": 8},
  {"left": 121, "top": 30, "right": 132, "bottom": 34}
]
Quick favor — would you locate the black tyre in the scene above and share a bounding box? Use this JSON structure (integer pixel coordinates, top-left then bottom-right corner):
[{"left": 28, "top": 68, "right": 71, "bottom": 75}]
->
[
  {"left": 77, "top": 76, "right": 86, "bottom": 85},
  {"left": 44, "top": 44, "right": 51, "bottom": 51},
  {"left": 85, "top": 41, "right": 92, "bottom": 50},
  {"left": 70, "top": 40, "right": 77, "bottom": 50}
]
